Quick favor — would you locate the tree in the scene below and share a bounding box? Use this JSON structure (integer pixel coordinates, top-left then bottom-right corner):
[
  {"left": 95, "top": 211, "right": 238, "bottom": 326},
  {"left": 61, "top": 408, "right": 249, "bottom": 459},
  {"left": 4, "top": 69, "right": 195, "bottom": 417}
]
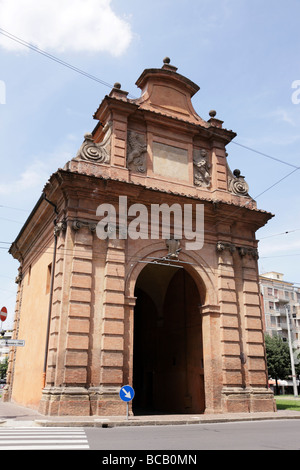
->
[
  {"left": 265, "top": 334, "right": 291, "bottom": 395},
  {"left": 0, "top": 357, "right": 8, "bottom": 380}
]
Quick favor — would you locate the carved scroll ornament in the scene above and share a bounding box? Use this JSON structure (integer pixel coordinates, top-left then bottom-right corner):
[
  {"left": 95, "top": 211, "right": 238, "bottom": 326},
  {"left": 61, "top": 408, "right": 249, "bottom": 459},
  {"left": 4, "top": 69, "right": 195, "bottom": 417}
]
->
[
  {"left": 76, "top": 122, "right": 112, "bottom": 163},
  {"left": 228, "top": 168, "right": 249, "bottom": 196}
]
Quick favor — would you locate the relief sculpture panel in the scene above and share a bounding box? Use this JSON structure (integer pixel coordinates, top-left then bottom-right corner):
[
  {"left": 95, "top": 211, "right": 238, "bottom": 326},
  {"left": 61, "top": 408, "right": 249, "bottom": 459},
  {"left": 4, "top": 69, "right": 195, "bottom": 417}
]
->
[
  {"left": 193, "top": 148, "right": 211, "bottom": 188},
  {"left": 127, "top": 131, "right": 147, "bottom": 173}
]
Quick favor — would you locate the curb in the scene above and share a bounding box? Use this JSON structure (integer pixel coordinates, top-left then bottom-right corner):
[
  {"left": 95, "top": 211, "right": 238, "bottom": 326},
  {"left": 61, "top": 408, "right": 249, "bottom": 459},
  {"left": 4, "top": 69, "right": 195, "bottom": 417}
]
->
[
  {"left": 1, "top": 406, "right": 300, "bottom": 427},
  {"left": 10, "top": 413, "right": 300, "bottom": 428}
]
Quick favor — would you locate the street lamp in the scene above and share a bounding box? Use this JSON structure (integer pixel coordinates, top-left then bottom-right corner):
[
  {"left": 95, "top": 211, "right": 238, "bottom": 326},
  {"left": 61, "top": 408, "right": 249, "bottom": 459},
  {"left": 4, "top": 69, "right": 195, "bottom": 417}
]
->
[{"left": 283, "top": 301, "right": 298, "bottom": 397}]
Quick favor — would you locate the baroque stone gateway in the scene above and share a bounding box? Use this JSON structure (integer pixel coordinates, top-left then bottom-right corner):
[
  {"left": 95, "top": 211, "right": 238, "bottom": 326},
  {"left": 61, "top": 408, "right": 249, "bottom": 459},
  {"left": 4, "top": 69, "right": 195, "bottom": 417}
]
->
[{"left": 3, "top": 59, "right": 276, "bottom": 416}]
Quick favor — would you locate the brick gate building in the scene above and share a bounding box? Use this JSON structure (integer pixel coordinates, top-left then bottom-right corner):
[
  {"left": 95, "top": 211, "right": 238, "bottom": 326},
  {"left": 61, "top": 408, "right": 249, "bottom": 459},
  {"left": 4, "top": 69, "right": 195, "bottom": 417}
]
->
[{"left": 4, "top": 59, "right": 276, "bottom": 415}]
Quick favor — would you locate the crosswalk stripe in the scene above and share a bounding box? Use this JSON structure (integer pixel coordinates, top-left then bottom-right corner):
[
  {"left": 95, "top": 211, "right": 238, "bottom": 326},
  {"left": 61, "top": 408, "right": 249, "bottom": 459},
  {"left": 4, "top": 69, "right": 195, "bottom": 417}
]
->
[
  {"left": 0, "top": 432, "right": 86, "bottom": 435},
  {"left": 0, "top": 427, "right": 89, "bottom": 450},
  {"left": 0, "top": 445, "right": 90, "bottom": 450}
]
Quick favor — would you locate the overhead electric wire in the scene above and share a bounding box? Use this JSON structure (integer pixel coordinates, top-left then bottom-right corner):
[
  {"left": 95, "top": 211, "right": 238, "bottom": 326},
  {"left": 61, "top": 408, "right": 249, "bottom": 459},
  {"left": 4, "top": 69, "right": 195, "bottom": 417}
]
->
[
  {"left": 260, "top": 253, "right": 300, "bottom": 259},
  {"left": 0, "top": 205, "right": 30, "bottom": 212},
  {"left": 0, "top": 27, "right": 137, "bottom": 99},
  {"left": 1, "top": 157, "right": 299, "bottom": 264},
  {"left": 0, "top": 216, "right": 23, "bottom": 224},
  {"left": 259, "top": 229, "right": 300, "bottom": 240},
  {"left": 253, "top": 166, "right": 300, "bottom": 200},
  {"left": 0, "top": 28, "right": 300, "bottom": 289},
  {"left": 0, "top": 28, "right": 298, "bottom": 168},
  {"left": 231, "top": 141, "right": 300, "bottom": 170},
  {"left": 1, "top": 161, "right": 300, "bottom": 263},
  {"left": 2, "top": 235, "right": 300, "bottom": 277},
  {"left": 1, "top": 213, "right": 300, "bottom": 288}
]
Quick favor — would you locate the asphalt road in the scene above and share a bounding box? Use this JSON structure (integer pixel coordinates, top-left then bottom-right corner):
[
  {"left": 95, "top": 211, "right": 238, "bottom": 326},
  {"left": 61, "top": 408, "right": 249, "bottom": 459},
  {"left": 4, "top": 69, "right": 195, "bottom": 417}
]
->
[{"left": 85, "top": 419, "right": 300, "bottom": 451}]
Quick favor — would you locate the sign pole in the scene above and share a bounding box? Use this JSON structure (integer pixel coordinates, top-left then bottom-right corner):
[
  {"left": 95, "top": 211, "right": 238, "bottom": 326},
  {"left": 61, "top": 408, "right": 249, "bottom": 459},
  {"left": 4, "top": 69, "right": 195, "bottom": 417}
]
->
[{"left": 119, "top": 385, "right": 135, "bottom": 421}]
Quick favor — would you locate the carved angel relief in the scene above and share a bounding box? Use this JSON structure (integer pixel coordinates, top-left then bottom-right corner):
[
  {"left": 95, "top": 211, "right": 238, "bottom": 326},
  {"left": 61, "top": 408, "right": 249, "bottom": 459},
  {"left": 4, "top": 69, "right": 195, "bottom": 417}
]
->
[
  {"left": 193, "top": 148, "right": 211, "bottom": 188},
  {"left": 127, "top": 131, "right": 147, "bottom": 173},
  {"left": 76, "top": 122, "right": 112, "bottom": 163}
]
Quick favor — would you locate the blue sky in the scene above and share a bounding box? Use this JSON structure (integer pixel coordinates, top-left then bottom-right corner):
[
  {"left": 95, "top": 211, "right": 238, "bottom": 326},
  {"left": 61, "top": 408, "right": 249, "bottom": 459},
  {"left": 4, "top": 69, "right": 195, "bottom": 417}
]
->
[{"left": 0, "top": 0, "right": 299, "bottom": 328}]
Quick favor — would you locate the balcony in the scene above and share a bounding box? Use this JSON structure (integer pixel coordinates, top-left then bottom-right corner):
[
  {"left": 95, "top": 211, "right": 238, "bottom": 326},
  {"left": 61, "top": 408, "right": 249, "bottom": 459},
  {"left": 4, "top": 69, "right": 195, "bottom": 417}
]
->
[{"left": 274, "top": 297, "right": 289, "bottom": 304}]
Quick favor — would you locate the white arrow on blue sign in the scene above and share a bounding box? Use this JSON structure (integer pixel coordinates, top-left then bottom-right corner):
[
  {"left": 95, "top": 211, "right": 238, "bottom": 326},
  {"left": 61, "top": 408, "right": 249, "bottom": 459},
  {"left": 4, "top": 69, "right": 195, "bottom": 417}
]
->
[{"left": 119, "top": 385, "right": 135, "bottom": 402}]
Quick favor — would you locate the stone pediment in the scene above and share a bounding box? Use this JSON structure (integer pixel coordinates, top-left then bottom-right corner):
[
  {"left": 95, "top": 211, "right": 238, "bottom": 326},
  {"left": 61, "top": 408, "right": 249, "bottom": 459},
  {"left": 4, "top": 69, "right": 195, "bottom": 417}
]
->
[
  {"left": 134, "top": 58, "right": 208, "bottom": 126},
  {"left": 69, "top": 59, "right": 253, "bottom": 207}
]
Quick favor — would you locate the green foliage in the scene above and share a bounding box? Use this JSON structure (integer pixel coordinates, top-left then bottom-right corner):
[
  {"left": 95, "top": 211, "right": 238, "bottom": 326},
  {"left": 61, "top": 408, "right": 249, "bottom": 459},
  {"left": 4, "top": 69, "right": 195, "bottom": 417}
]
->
[
  {"left": 0, "top": 357, "right": 8, "bottom": 379},
  {"left": 275, "top": 398, "right": 300, "bottom": 411},
  {"left": 265, "top": 334, "right": 291, "bottom": 381}
]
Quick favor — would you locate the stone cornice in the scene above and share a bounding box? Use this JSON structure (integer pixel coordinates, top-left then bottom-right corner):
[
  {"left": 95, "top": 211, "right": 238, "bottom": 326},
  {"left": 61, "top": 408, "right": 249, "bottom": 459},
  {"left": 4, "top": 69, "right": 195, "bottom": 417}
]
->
[{"left": 216, "top": 241, "right": 259, "bottom": 259}]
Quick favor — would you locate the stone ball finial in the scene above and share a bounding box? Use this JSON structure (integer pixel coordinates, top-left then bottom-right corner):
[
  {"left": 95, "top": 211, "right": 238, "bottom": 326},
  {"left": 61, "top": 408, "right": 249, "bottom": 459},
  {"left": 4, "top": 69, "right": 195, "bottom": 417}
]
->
[
  {"left": 84, "top": 132, "right": 93, "bottom": 141},
  {"left": 113, "top": 82, "right": 121, "bottom": 89},
  {"left": 209, "top": 110, "right": 217, "bottom": 118},
  {"left": 163, "top": 57, "right": 171, "bottom": 64}
]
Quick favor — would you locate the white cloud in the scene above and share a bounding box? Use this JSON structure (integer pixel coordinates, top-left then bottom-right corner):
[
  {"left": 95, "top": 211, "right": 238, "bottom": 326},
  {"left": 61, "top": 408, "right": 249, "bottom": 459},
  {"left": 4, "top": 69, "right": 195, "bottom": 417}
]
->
[
  {"left": 0, "top": 0, "right": 132, "bottom": 56},
  {"left": 0, "top": 161, "right": 46, "bottom": 195},
  {"left": 0, "top": 143, "right": 73, "bottom": 196},
  {"left": 267, "top": 108, "right": 296, "bottom": 126}
]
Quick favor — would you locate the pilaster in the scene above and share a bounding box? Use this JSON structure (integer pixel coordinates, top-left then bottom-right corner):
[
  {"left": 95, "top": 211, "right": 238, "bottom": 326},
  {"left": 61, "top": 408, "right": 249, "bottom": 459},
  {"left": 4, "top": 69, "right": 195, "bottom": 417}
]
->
[
  {"left": 237, "top": 249, "right": 276, "bottom": 412},
  {"left": 64, "top": 223, "right": 94, "bottom": 388},
  {"left": 202, "top": 304, "right": 222, "bottom": 414},
  {"left": 95, "top": 237, "right": 127, "bottom": 415},
  {"left": 216, "top": 240, "right": 275, "bottom": 413},
  {"left": 210, "top": 140, "right": 228, "bottom": 192},
  {"left": 39, "top": 220, "right": 96, "bottom": 416}
]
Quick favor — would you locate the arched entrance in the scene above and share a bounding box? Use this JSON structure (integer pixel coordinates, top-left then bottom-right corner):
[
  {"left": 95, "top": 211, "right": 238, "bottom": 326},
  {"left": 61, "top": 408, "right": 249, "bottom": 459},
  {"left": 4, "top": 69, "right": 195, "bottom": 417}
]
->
[{"left": 132, "top": 263, "right": 205, "bottom": 415}]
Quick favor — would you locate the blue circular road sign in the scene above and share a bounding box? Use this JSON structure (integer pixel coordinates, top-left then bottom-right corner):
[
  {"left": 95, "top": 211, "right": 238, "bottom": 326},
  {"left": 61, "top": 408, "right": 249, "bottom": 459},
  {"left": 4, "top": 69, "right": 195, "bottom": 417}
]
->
[{"left": 119, "top": 385, "right": 135, "bottom": 402}]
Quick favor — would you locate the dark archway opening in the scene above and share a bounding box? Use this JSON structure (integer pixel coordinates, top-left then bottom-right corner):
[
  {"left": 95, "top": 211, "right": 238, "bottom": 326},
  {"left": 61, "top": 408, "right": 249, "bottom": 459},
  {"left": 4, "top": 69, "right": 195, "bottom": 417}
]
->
[{"left": 132, "top": 264, "right": 205, "bottom": 415}]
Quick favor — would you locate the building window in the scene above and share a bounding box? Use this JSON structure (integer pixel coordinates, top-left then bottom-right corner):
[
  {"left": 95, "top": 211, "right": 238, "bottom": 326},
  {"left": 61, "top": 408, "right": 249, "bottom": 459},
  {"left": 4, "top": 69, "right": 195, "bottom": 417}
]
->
[
  {"left": 269, "top": 301, "right": 274, "bottom": 310},
  {"left": 46, "top": 263, "right": 52, "bottom": 294},
  {"left": 267, "top": 287, "right": 273, "bottom": 296}
]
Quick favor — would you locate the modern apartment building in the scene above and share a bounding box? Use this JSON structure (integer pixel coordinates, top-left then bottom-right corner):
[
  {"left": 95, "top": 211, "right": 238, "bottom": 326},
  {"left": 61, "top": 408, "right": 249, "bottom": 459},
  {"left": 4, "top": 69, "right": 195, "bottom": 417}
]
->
[{"left": 260, "top": 272, "right": 300, "bottom": 348}]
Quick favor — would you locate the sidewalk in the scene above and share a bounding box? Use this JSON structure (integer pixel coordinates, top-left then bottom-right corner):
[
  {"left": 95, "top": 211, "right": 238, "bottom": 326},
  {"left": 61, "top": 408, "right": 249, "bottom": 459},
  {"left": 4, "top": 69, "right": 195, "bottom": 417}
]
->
[{"left": 1, "top": 400, "right": 300, "bottom": 427}]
